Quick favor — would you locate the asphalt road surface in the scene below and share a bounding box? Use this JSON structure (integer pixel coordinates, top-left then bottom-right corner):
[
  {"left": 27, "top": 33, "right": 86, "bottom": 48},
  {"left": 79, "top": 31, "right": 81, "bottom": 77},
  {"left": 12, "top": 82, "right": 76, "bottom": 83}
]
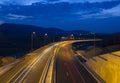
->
[{"left": 0, "top": 40, "right": 102, "bottom": 83}]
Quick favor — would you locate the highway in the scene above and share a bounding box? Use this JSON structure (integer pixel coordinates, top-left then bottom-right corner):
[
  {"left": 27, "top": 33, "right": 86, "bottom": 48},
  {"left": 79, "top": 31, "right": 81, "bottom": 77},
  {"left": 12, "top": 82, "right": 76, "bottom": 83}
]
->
[
  {"left": 0, "top": 43, "right": 58, "bottom": 83},
  {"left": 55, "top": 42, "right": 99, "bottom": 83},
  {"left": 0, "top": 40, "right": 101, "bottom": 83}
]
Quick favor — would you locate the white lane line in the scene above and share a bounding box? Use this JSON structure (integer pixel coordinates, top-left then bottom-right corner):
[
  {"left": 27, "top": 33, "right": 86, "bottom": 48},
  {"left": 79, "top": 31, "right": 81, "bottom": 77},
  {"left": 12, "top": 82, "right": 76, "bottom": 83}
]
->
[
  {"left": 19, "top": 47, "right": 54, "bottom": 82},
  {"left": 45, "top": 55, "right": 54, "bottom": 83},
  {"left": 39, "top": 55, "right": 52, "bottom": 83},
  {"left": 11, "top": 42, "right": 65, "bottom": 83},
  {"left": 45, "top": 45, "right": 60, "bottom": 83},
  {"left": 13, "top": 55, "right": 41, "bottom": 83},
  {"left": 12, "top": 46, "right": 54, "bottom": 83},
  {"left": 39, "top": 43, "right": 65, "bottom": 83},
  {"left": 18, "top": 55, "right": 42, "bottom": 83}
]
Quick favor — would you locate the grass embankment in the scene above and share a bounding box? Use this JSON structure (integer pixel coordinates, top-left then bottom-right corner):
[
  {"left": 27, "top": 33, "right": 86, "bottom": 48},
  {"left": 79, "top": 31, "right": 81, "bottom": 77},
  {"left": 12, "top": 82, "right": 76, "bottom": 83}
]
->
[
  {"left": 75, "top": 44, "right": 120, "bottom": 83},
  {"left": 0, "top": 57, "right": 16, "bottom": 67},
  {"left": 77, "top": 45, "right": 120, "bottom": 59},
  {"left": 86, "top": 50, "right": 120, "bottom": 83}
]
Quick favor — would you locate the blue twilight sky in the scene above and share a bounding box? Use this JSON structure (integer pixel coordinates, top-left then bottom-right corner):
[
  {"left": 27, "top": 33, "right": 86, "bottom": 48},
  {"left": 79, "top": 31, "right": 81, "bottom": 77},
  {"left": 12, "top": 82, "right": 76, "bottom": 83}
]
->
[{"left": 0, "top": 0, "right": 120, "bottom": 33}]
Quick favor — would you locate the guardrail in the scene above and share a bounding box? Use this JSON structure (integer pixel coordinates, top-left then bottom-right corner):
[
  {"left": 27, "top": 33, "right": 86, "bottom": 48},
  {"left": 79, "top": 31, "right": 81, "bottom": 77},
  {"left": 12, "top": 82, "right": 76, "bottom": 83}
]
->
[{"left": 76, "top": 52, "right": 106, "bottom": 83}]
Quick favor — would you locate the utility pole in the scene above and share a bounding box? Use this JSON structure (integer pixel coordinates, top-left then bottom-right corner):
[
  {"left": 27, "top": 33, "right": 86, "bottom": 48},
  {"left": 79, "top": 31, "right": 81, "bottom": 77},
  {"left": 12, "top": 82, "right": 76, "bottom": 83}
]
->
[
  {"left": 91, "top": 32, "right": 96, "bottom": 56},
  {"left": 44, "top": 33, "right": 48, "bottom": 45},
  {"left": 31, "top": 32, "right": 36, "bottom": 51},
  {"left": 79, "top": 33, "right": 82, "bottom": 40}
]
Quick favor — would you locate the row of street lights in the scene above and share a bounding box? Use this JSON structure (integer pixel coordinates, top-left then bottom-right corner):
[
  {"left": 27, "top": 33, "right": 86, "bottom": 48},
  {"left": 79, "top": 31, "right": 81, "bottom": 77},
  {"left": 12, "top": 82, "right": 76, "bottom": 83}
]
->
[
  {"left": 70, "top": 32, "right": 96, "bottom": 56},
  {"left": 31, "top": 32, "right": 49, "bottom": 52},
  {"left": 79, "top": 32, "right": 96, "bottom": 56},
  {"left": 31, "top": 32, "right": 96, "bottom": 56}
]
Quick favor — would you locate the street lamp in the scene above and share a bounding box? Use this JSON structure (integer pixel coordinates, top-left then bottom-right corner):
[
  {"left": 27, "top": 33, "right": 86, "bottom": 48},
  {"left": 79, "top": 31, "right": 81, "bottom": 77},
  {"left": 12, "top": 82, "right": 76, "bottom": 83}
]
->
[
  {"left": 31, "top": 32, "right": 36, "bottom": 51},
  {"left": 44, "top": 33, "right": 48, "bottom": 37},
  {"left": 70, "top": 34, "right": 74, "bottom": 40},
  {"left": 52, "top": 35, "right": 55, "bottom": 43},
  {"left": 79, "top": 34, "right": 82, "bottom": 40},
  {"left": 91, "top": 32, "right": 96, "bottom": 56},
  {"left": 44, "top": 33, "right": 48, "bottom": 45}
]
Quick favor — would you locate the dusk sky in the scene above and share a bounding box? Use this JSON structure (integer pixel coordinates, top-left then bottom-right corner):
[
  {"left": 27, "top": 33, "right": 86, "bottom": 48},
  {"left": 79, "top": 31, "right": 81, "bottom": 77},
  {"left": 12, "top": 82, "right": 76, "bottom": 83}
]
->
[{"left": 0, "top": 0, "right": 120, "bottom": 33}]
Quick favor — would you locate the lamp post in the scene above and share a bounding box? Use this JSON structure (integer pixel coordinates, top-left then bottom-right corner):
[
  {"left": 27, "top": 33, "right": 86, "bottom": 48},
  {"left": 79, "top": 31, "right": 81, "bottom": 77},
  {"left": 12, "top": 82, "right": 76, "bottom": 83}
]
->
[
  {"left": 53, "top": 35, "right": 55, "bottom": 43},
  {"left": 79, "top": 34, "right": 82, "bottom": 40},
  {"left": 70, "top": 34, "right": 74, "bottom": 40},
  {"left": 91, "top": 32, "right": 96, "bottom": 56},
  {"left": 44, "top": 33, "right": 48, "bottom": 45},
  {"left": 31, "top": 32, "right": 36, "bottom": 51}
]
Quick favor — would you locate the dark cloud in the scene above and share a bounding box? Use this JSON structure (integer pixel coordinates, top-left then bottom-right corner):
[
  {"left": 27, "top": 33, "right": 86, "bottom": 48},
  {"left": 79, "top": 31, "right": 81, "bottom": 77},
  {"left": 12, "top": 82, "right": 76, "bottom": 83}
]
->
[
  {"left": 0, "top": 0, "right": 120, "bottom": 33},
  {"left": 0, "top": 0, "right": 119, "bottom": 5},
  {"left": 0, "top": 1, "right": 119, "bottom": 16},
  {"left": 47, "top": 0, "right": 60, "bottom": 1}
]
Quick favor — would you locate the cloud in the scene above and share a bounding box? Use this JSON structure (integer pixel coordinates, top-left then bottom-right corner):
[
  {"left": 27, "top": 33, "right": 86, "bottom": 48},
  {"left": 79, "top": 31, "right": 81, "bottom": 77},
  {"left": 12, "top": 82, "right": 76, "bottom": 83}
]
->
[
  {"left": 0, "top": 20, "right": 4, "bottom": 25},
  {"left": 0, "top": 0, "right": 119, "bottom": 21},
  {"left": 54, "top": 0, "right": 117, "bottom": 3},
  {"left": 0, "top": 0, "right": 43, "bottom": 5},
  {"left": 1, "top": 1, "right": 118, "bottom": 15},
  {"left": 0, "top": 0, "right": 119, "bottom": 22},
  {"left": 102, "top": 4, "right": 120, "bottom": 16},
  {"left": 0, "top": 0, "right": 119, "bottom": 5},
  {"left": 81, "top": 4, "right": 120, "bottom": 19},
  {"left": 85, "top": 0, "right": 118, "bottom": 3},
  {"left": 7, "top": 13, "right": 33, "bottom": 20},
  {"left": 48, "top": 0, "right": 60, "bottom": 1}
]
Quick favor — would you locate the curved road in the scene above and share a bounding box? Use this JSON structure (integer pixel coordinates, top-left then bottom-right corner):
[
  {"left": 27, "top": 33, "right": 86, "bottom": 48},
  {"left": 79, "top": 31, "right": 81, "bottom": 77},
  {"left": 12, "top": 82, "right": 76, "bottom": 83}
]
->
[{"left": 0, "top": 40, "right": 102, "bottom": 83}]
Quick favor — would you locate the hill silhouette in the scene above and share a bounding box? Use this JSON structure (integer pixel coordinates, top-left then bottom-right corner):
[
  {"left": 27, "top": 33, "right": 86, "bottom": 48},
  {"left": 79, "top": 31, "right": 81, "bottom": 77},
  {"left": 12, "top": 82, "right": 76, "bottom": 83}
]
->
[{"left": 0, "top": 23, "right": 89, "bottom": 57}]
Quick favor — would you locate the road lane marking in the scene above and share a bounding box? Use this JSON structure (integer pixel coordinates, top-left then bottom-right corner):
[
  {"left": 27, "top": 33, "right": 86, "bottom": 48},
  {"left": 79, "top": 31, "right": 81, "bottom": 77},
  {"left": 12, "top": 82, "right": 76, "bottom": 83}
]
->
[
  {"left": 18, "top": 55, "right": 42, "bottom": 83},
  {"left": 7, "top": 58, "right": 37, "bottom": 83},
  {"left": 17, "top": 47, "right": 53, "bottom": 82},
  {"left": 63, "top": 45, "right": 86, "bottom": 83},
  {"left": 39, "top": 43, "right": 64, "bottom": 83},
  {"left": 39, "top": 52, "right": 52, "bottom": 83},
  {"left": 12, "top": 55, "right": 41, "bottom": 83},
  {"left": 7, "top": 46, "right": 53, "bottom": 83},
  {"left": 7, "top": 42, "right": 65, "bottom": 83},
  {"left": 45, "top": 47, "right": 57, "bottom": 83}
]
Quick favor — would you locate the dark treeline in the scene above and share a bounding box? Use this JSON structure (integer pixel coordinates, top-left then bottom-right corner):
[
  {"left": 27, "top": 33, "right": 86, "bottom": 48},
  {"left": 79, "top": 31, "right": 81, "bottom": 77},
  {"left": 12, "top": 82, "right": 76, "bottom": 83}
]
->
[
  {"left": 72, "top": 33, "right": 120, "bottom": 58},
  {"left": 0, "top": 23, "right": 120, "bottom": 58}
]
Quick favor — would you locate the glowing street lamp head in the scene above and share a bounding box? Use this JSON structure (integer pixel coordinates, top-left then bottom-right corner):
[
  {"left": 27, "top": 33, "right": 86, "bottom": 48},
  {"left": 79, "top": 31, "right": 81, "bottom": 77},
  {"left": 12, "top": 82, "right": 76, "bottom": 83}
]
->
[
  {"left": 33, "top": 32, "right": 36, "bottom": 34},
  {"left": 71, "top": 34, "right": 74, "bottom": 36},
  {"left": 91, "top": 32, "right": 95, "bottom": 35},
  {"left": 45, "top": 33, "right": 48, "bottom": 36}
]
